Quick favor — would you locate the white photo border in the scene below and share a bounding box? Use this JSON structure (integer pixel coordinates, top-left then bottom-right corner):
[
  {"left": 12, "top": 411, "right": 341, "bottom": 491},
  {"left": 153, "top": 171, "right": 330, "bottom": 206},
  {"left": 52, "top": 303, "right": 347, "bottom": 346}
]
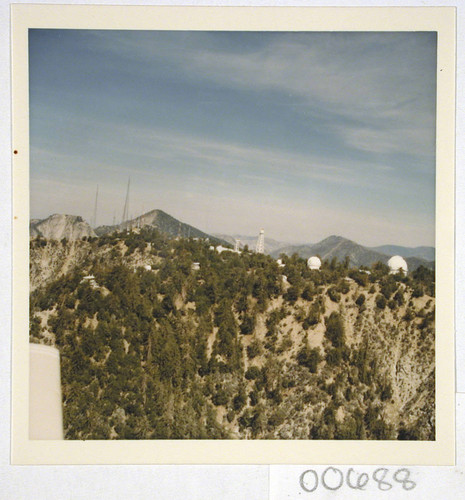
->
[{"left": 11, "top": 4, "right": 456, "bottom": 465}]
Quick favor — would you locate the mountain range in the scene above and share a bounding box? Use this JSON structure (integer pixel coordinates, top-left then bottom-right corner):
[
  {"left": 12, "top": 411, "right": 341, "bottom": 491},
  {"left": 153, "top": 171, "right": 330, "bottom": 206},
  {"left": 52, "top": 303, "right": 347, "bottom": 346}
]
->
[
  {"left": 269, "top": 235, "right": 434, "bottom": 270},
  {"left": 30, "top": 210, "right": 434, "bottom": 270},
  {"left": 370, "top": 244, "right": 435, "bottom": 262}
]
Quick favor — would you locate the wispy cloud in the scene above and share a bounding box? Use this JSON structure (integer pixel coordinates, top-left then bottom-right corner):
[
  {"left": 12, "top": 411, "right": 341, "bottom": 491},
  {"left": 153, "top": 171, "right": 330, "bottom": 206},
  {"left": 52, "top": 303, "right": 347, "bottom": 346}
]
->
[{"left": 89, "top": 31, "right": 436, "bottom": 158}]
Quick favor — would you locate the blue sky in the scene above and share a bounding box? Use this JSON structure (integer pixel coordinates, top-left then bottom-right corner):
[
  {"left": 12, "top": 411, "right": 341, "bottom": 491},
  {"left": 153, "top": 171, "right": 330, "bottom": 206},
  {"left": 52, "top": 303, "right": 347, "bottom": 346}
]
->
[{"left": 29, "top": 30, "right": 437, "bottom": 247}]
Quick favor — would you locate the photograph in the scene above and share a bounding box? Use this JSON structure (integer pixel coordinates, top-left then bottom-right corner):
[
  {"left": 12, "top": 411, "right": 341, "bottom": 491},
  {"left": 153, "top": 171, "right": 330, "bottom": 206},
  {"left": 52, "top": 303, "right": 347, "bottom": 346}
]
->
[
  {"left": 10, "top": 4, "right": 455, "bottom": 466},
  {"left": 27, "top": 28, "right": 437, "bottom": 441}
]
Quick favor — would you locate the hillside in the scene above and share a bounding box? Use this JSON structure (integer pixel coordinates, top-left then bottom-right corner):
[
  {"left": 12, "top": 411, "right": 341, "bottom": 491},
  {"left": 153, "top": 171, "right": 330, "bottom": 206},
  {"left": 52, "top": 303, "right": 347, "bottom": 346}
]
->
[{"left": 30, "top": 228, "right": 435, "bottom": 440}]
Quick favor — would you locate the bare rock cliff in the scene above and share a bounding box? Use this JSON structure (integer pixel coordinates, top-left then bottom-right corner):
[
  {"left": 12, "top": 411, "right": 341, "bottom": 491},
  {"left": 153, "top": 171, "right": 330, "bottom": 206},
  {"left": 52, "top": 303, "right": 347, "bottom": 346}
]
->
[{"left": 30, "top": 214, "right": 96, "bottom": 241}]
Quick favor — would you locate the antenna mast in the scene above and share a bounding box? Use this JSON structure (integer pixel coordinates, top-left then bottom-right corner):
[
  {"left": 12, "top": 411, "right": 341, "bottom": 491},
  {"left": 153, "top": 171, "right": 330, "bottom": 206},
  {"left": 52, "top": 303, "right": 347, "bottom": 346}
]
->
[
  {"left": 92, "top": 185, "right": 99, "bottom": 228},
  {"left": 121, "top": 177, "right": 130, "bottom": 225}
]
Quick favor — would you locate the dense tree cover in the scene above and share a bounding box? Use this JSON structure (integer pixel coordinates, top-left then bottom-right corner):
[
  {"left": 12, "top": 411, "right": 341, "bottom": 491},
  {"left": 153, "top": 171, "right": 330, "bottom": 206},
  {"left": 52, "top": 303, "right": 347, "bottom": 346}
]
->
[{"left": 29, "top": 228, "right": 435, "bottom": 440}]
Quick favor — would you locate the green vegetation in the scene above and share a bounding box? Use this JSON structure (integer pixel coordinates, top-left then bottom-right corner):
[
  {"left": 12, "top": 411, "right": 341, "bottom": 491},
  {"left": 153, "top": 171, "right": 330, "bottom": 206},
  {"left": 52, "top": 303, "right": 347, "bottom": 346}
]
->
[{"left": 29, "top": 228, "right": 435, "bottom": 440}]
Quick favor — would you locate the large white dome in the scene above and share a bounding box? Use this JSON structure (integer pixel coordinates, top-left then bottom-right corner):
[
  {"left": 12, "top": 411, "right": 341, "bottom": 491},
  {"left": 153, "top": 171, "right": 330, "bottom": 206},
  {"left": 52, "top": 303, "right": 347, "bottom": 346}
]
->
[
  {"left": 307, "top": 256, "right": 322, "bottom": 270},
  {"left": 388, "top": 255, "right": 408, "bottom": 274}
]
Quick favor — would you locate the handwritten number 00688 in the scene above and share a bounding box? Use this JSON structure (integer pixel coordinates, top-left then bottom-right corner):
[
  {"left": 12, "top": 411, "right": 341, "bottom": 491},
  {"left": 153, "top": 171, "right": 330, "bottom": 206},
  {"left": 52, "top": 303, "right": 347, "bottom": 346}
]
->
[{"left": 299, "top": 467, "right": 416, "bottom": 493}]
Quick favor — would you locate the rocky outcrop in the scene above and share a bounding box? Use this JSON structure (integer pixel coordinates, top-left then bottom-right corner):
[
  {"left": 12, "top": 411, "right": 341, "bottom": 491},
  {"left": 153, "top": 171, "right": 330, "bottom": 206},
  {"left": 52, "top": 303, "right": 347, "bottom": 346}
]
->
[{"left": 30, "top": 214, "right": 96, "bottom": 241}]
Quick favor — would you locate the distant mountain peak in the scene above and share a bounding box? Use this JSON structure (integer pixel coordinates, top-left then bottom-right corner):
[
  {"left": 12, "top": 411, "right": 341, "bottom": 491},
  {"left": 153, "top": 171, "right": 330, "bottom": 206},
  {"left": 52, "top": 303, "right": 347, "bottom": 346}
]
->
[
  {"left": 95, "top": 208, "right": 230, "bottom": 246},
  {"left": 319, "top": 235, "right": 351, "bottom": 245}
]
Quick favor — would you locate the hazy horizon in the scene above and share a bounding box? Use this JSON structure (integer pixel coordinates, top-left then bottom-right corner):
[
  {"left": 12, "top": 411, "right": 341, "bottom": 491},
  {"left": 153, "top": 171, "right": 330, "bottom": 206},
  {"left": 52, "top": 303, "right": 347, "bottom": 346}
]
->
[{"left": 29, "top": 30, "right": 437, "bottom": 247}]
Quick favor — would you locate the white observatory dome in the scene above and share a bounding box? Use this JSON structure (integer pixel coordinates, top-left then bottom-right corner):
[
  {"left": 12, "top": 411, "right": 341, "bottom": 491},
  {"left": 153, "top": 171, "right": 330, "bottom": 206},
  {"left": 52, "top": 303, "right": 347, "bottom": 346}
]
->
[
  {"left": 388, "top": 255, "right": 408, "bottom": 274},
  {"left": 307, "top": 256, "right": 322, "bottom": 270}
]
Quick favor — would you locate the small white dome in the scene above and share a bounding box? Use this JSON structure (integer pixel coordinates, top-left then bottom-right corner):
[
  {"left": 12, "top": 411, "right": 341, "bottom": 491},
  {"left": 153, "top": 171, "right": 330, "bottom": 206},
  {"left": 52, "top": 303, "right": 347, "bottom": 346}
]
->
[
  {"left": 307, "top": 256, "right": 322, "bottom": 270},
  {"left": 388, "top": 255, "right": 408, "bottom": 274}
]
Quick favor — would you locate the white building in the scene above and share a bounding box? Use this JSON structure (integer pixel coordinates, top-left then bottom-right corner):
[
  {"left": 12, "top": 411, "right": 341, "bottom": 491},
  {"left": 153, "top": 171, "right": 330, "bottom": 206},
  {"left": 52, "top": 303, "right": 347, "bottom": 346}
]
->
[
  {"left": 215, "top": 245, "right": 232, "bottom": 254},
  {"left": 213, "top": 245, "right": 240, "bottom": 254},
  {"left": 80, "top": 275, "right": 98, "bottom": 288},
  {"left": 388, "top": 255, "right": 408, "bottom": 275},
  {"left": 307, "top": 256, "right": 322, "bottom": 270},
  {"left": 276, "top": 258, "right": 285, "bottom": 268},
  {"left": 191, "top": 262, "right": 201, "bottom": 271}
]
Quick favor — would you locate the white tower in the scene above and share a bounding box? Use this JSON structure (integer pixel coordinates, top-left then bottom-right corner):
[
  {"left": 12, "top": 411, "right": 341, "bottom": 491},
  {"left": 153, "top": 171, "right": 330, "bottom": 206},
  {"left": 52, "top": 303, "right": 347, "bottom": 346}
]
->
[
  {"left": 121, "top": 177, "right": 130, "bottom": 225},
  {"left": 255, "top": 229, "right": 265, "bottom": 254},
  {"left": 234, "top": 239, "right": 241, "bottom": 252},
  {"left": 92, "top": 185, "right": 99, "bottom": 228}
]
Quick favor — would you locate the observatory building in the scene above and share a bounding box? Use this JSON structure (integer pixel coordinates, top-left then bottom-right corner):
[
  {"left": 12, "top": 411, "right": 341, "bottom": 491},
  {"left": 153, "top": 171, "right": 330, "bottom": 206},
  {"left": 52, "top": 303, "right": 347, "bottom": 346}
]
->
[
  {"left": 388, "top": 255, "right": 408, "bottom": 275},
  {"left": 307, "top": 256, "right": 322, "bottom": 270}
]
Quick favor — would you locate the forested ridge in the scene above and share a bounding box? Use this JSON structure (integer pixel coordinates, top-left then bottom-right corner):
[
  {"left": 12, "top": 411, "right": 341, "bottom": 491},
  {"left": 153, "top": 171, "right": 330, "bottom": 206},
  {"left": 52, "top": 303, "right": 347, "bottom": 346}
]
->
[{"left": 29, "top": 228, "right": 435, "bottom": 440}]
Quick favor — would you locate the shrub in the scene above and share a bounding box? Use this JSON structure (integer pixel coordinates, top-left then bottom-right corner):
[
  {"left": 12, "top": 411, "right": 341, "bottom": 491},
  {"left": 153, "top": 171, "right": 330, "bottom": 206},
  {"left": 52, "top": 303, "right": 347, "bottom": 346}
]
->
[
  {"left": 375, "top": 294, "right": 387, "bottom": 309},
  {"left": 337, "top": 280, "right": 350, "bottom": 295},
  {"left": 403, "top": 308, "right": 415, "bottom": 321},
  {"left": 284, "top": 286, "right": 299, "bottom": 304},
  {"left": 325, "top": 312, "right": 345, "bottom": 347},
  {"left": 232, "top": 391, "right": 247, "bottom": 411},
  {"left": 245, "top": 366, "right": 262, "bottom": 380},
  {"left": 268, "top": 408, "right": 286, "bottom": 427},
  {"left": 380, "top": 277, "right": 397, "bottom": 299},
  {"left": 301, "top": 284, "right": 315, "bottom": 301},
  {"left": 249, "top": 391, "right": 259, "bottom": 406},
  {"left": 240, "top": 315, "right": 255, "bottom": 335},
  {"left": 355, "top": 294, "right": 366, "bottom": 307},
  {"left": 326, "top": 347, "right": 343, "bottom": 366},
  {"left": 247, "top": 340, "right": 262, "bottom": 359},
  {"left": 297, "top": 346, "right": 321, "bottom": 372},
  {"left": 393, "top": 290, "right": 404, "bottom": 305},
  {"left": 212, "top": 389, "right": 229, "bottom": 406},
  {"left": 327, "top": 287, "right": 341, "bottom": 303}
]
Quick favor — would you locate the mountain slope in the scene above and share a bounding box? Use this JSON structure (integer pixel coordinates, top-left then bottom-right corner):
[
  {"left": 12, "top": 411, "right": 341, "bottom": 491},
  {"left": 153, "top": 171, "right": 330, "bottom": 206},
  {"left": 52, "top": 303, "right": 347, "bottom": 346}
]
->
[
  {"left": 29, "top": 230, "right": 436, "bottom": 441},
  {"left": 96, "top": 209, "right": 229, "bottom": 246},
  {"left": 30, "top": 214, "right": 96, "bottom": 240}
]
